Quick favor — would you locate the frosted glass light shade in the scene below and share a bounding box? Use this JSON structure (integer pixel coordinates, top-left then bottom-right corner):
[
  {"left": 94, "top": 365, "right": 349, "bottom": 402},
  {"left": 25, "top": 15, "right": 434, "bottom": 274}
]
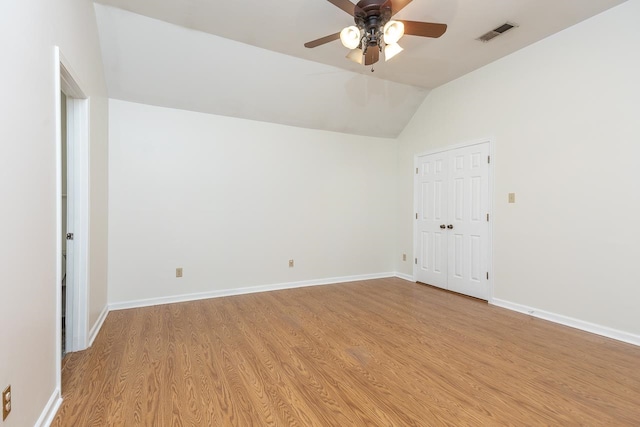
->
[
  {"left": 383, "top": 20, "right": 405, "bottom": 44},
  {"left": 340, "top": 26, "right": 361, "bottom": 49},
  {"left": 384, "top": 43, "right": 403, "bottom": 61},
  {"left": 346, "top": 48, "right": 364, "bottom": 64}
]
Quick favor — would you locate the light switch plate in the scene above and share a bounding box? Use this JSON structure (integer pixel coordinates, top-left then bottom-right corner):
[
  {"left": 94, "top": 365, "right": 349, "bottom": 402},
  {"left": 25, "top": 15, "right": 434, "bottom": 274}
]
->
[{"left": 508, "top": 193, "right": 516, "bottom": 203}]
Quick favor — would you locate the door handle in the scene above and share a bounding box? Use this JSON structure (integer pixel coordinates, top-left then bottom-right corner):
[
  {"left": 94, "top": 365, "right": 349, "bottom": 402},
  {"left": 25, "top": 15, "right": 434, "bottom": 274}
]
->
[
  {"left": 447, "top": 224, "right": 454, "bottom": 229},
  {"left": 440, "top": 224, "right": 446, "bottom": 229}
]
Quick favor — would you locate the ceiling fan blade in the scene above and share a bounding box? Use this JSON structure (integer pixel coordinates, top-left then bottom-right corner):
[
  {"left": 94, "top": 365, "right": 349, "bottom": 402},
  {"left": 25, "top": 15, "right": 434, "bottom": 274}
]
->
[
  {"left": 304, "top": 32, "right": 341, "bottom": 48},
  {"left": 326, "top": 0, "right": 356, "bottom": 16},
  {"left": 391, "top": 0, "right": 412, "bottom": 16},
  {"left": 401, "top": 21, "right": 447, "bottom": 38},
  {"left": 364, "top": 48, "right": 380, "bottom": 65}
]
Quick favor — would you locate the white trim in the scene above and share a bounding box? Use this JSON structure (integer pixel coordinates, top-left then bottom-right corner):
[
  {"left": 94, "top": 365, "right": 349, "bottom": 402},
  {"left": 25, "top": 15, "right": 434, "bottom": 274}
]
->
[
  {"left": 491, "top": 298, "right": 640, "bottom": 347},
  {"left": 414, "top": 137, "right": 495, "bottom": 159},
  {"left": 59, "top": 60, "right": 86, "bottom": 98},
  {"left": 88, "top": 305, "right": 109, "bottom": 347},
  {"left": 394, "top": 272, "right": 415, "bottom": 282},
  {"left": 34, "top": 388, "right": 62, "bottom": 427},
  {"left": 412, "top": 137, "right": 495, "bottom": 300},
  {"left": 487, "top": 139, "right": 496, "bottom": 300},
  {"left": 412, "top": 154, "right": 419, "bottom": 282},
  {"left": 53, "top": 46, "right": 63, "bottom": 397},
  {"left": 110, "top": 272, "right": 395, "bottom": 311}
]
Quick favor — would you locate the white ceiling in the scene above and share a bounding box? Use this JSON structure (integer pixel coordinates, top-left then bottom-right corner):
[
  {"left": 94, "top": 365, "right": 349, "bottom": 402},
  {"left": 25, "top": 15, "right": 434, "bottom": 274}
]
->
[{"left": 93, "top": 0, "right": 625, "bottom": 137}]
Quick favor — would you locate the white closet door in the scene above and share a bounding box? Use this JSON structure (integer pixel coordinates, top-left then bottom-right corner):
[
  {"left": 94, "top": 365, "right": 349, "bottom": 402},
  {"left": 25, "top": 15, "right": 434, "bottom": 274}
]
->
[
  {"left": 446, "top": 144, "right": 489, "bottom": 299},
  {"left": 415, "top": 152, "right": 448, "bottom": 289},
  {"left": 414, "top": 142, "right": 490, "bottom": 300}
]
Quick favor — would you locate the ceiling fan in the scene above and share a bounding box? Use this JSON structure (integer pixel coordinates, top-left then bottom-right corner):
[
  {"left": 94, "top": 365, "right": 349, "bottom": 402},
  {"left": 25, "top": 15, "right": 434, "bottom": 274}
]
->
[{"left": 304, "top": 0, "right": 447, "bottom": 66}]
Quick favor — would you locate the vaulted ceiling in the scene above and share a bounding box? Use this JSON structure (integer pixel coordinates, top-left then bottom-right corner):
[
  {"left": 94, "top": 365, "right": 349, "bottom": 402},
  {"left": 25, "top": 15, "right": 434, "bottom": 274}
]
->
[{"left": 94, "top": 0, "right": 625, "bottom": 137}]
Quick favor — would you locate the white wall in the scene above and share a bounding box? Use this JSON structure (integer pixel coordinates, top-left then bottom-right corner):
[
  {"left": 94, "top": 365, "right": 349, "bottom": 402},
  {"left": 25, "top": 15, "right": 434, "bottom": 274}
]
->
[
  {"left": 108, "top": 100, "right": 397, "bottom": 304},
  {"left": 396, "top": 0, "right": 640, "bottom": 335},
  {"left": 0, "top": 1, "right": 109, "bottom": 425}
]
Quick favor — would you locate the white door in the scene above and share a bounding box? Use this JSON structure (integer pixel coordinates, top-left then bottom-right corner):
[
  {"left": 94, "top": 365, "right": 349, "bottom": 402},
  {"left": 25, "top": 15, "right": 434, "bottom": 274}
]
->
[
  {"left": 64, "top": 97, "right": 75, "bottom": 354},
  {"left": 415, "top": 152, "right": 448, "bottom": 289},
  {"left": 415, "top": 143, "right": 490, "bottom": 300}
]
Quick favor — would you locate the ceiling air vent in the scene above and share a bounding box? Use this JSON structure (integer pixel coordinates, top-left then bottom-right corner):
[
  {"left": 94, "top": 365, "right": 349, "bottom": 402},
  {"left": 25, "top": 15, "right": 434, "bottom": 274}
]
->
[{"left": 476, "top": 22, "right": 518, "bottom": 43}]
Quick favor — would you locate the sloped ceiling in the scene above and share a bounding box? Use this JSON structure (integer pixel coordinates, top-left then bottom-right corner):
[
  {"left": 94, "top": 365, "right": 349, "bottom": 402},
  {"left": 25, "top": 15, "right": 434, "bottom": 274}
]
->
[{"left": 94, "top": 0, "right": 625, "bottom": 137}]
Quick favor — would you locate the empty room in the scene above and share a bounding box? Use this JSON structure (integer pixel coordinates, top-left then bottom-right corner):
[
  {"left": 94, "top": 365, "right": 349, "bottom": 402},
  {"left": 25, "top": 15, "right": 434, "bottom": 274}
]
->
[{"left": 2, "top": 0, "right": 640, "bottom": 425}]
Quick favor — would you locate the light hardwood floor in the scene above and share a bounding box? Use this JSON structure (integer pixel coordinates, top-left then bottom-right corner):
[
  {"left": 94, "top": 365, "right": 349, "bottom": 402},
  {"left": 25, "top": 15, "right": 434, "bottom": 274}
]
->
[{"left": 52, "top": 278, "right": 640, "bottom": 426}]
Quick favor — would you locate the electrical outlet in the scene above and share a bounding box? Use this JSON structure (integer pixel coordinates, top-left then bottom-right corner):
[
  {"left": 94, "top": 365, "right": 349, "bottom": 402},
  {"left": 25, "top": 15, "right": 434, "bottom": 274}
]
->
[
  {"left": 2, "top": 385, "right": 10, "bottom": 420},
  {"left": 288, "top": 259, "right": 294, "bottom": 268},
  {"left": 176, "top": 268, "right": 183, "bottom": 278},
  {"left": 402, "top": 254, "right": 407, "bottom": 261}
]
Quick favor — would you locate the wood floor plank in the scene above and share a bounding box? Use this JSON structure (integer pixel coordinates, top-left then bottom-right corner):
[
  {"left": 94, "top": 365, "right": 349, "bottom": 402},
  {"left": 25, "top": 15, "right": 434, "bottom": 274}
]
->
[{"left": 52, "top": 278, "right": 640, "bottom": 426}]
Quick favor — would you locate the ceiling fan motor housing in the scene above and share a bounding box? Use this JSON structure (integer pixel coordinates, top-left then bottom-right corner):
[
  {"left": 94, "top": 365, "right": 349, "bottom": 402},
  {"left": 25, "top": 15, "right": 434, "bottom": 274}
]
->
[{"left": 354, "top": 0, "right": 392, "bottom": 48}]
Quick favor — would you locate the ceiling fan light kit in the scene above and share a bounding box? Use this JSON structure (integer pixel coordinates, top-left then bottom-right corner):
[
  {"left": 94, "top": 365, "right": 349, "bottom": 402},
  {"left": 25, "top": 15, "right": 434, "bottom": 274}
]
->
[
  {"left": 383, "top": 20, "right": 404, "bottom": 44},
  {"left": 340, "top": 26, "right": 362, "bottom": 49},
  {"left": 305, "top": 0, "right": 447, "bottom": 66},
  {"left": 384, "top": 42, "right": 403, "bottom": 61},
  {"left": 346, "top": 48, "right": 365, "bottom": 64}
]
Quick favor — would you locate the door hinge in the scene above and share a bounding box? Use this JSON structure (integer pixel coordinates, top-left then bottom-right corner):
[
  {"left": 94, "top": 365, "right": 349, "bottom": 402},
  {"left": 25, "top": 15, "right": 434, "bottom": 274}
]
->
[
  {"left": 66, "top": 233, "right": 74, "bottom": 241},
  {"left": 488, "top": 155, "right": 491, "bottom": 164},
  {"left": 487, "top": 213, "right": 489, "bottom": 222},
  {"left": 415, "top": 213, "right": 418, "bottom": 220},
  {"left": 415, "top": 258, "right": 418, "bottom": 265},
  {"left": 415, "top": 167, "right": 418, "bottom": 174},
  {"left": 486, "top": 272, "right": 489, "bottom": 280}
]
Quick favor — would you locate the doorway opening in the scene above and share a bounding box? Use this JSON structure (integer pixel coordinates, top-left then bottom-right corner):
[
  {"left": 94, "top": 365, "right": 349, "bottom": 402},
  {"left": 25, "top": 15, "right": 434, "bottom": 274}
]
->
[{"left": 55, "top": 47, "right": 90, "bottom": 386}]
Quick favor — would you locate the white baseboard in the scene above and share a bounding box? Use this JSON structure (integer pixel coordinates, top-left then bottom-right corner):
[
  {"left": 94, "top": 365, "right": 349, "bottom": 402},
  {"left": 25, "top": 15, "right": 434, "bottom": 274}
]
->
[
  {"left": 35, "top": 388, "right": 62, "bottom": 427},
  {"left": 88, "top": 304, "right": 109, "bottom": 347},
  {"left": 491, "top": 298, "right": 640, "bottom": 347},
  {"left": 394, "top": 272, "right": 415, "bottom": 282},
  {"left": 109, "top": 272, "right": 396, "bottom": 311}
]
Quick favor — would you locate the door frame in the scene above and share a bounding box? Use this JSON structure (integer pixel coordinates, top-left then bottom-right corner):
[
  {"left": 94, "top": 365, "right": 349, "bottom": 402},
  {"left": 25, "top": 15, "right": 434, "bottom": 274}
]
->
[
  {"left": 412, "top": 137, "right": 495, "bottom": 301},
  {"left": 54, "top": 46, "right": 90, "bottom": 382}
]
